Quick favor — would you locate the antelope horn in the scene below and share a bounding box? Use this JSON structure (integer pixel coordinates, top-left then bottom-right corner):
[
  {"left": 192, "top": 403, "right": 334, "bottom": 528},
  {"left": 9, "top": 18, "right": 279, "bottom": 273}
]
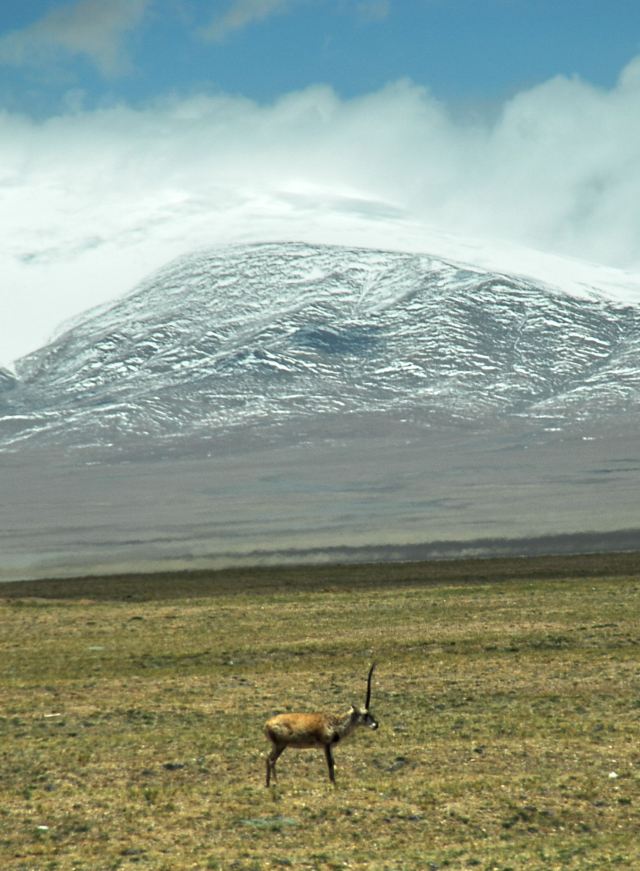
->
[{"left": 365, "top": 662, "right": 376, "bottom": 709}]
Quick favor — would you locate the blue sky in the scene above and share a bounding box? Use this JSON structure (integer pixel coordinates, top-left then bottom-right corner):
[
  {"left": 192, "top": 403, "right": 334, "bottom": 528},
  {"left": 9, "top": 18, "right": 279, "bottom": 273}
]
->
[
  {"left": 1, "top": 1, "right": 639, "bottom": 114},
  {"left": 1, "top": 1, "right": 640, "bottom": 367}
]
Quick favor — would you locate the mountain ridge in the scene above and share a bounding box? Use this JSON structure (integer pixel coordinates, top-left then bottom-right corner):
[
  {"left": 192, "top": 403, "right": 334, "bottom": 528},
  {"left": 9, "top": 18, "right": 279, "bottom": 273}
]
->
[{"left": 2, "top": 241, "right": 640, "bottom": 455}]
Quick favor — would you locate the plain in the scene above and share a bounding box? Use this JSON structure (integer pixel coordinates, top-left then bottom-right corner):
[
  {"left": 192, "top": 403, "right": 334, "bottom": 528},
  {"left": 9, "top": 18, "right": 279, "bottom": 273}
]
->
[{"left": 0, "top": 553, "right": 639, "bottom": 870}]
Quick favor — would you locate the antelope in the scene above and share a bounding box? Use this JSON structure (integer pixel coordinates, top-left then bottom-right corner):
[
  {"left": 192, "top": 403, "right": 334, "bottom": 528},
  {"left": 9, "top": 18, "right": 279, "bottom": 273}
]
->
[{"left": 264, "top": 663, "right": 378, "bottom": 786}]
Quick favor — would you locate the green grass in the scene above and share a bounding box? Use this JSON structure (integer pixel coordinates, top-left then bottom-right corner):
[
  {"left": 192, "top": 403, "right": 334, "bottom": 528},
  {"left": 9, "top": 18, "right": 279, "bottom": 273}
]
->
[{"left": 0, "top": 553, "right": 639, "bottom": 869}]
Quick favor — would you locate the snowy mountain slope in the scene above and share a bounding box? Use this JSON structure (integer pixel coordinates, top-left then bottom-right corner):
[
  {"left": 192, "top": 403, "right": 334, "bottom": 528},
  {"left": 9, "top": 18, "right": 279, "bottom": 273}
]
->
[{"left": 1, "top": 241, "right": 640, "bottom": 453}]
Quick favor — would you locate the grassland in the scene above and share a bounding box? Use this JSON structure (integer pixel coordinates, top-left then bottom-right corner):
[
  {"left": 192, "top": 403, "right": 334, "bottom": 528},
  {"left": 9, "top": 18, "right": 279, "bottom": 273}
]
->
[{"left": 1, "top": 553, "right": 639, "bottom": 870}]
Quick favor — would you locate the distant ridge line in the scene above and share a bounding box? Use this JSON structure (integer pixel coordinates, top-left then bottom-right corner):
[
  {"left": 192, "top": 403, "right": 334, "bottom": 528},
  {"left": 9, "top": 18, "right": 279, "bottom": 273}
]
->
[
  {"left": 1, "top": 549, "right": 639, "bottom": 602},
  {"left": 203, "top": 527, "right": 640, "bottom": 568},
  {"left": 1, "top": 528, "right": 639, "bottom": 587}
]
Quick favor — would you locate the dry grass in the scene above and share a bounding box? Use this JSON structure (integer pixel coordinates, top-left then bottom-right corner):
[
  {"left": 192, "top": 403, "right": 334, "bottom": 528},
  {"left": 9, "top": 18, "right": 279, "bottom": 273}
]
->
[{"left": 1, "top": 554, "right": 639, "bottom": 869}]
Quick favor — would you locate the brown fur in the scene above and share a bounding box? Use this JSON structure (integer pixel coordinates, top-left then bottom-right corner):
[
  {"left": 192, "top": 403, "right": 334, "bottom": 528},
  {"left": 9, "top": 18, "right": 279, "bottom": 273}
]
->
[{"left": 265, "top": 710, "right": 358, "bottom": 749}]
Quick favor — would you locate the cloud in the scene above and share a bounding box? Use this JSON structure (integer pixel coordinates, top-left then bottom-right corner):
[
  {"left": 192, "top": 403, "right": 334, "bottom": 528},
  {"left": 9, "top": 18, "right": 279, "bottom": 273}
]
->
[
  {"left": 202, "top": 0, "right": 390, "bottom": 41},
  {"left": 202, "top": 0, "right": 296, "bottom": 42},
  {"left": 357, "top": 1, "right": 391, "bottom": 23},
  {"left": 0, "top": 0, "right": 150, "bottom": 76},
  {"left": 1, "top": 58, "right": 640, "bottom": 366}
]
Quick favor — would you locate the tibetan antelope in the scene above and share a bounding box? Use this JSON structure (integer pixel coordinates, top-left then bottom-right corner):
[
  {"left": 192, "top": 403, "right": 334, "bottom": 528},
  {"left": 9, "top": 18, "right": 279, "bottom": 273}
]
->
[{"left": 264, "top": 663, "right": 378, "bottom": 786}]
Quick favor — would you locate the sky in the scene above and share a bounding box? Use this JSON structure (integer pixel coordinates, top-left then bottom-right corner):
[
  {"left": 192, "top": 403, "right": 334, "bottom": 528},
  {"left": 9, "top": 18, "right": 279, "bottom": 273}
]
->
[{"left": 1, "top": 0, "right": 640, "bottom": 368}]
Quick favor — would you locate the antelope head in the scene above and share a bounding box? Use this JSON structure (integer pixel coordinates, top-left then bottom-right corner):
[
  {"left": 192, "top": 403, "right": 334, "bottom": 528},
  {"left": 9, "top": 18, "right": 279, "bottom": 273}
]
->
[{"left": 349, "top": 662, "right": 378, "bottom": 730}]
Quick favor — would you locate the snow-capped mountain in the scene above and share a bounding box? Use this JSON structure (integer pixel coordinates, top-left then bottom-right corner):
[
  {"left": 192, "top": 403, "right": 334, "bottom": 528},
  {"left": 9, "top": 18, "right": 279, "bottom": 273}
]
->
[
  {"left": 2, "top": 239, "right": 640, "bottom": 582},
  {"left": 2, "top": 241, "right": 639, "bottom": 454}
]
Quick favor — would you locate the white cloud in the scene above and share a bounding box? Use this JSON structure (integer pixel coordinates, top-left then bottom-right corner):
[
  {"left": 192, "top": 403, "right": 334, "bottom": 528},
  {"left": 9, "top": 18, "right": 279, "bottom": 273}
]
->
[
  {"left": 203, "top": 0, "right": 390, "bottom": 38},
  {"left": 0, "top": 0, "right": 150, "bottom": 76},
  {"left": 202, "top": 0, "right": 295, "bottom": 42},
  {"left": 1, "top": 58, "right": 640, "bottom": 367},
  {"left": 357, "top": 1, "right": 391, "bottom": 23}
]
